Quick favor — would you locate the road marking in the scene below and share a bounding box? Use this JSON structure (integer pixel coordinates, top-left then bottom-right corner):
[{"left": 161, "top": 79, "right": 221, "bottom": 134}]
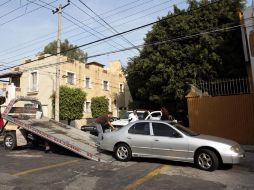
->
[
  {"left": 13, "top": 159, "right": 79, "bottom": 176},
  {"left": 125, "top": 164, "right": 170, "bottom": 190}
]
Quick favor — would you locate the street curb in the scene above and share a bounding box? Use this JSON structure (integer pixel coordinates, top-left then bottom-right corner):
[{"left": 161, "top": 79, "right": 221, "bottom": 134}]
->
[{"left": 242, "top": 145, "right": 254, "bottom": 153}]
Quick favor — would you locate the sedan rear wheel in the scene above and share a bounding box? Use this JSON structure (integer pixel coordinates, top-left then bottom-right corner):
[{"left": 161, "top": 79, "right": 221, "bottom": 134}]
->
[
  {"left": 195, "top": 149, "right": 219, "bottom": 171},
  {"left": 114, "top": 143, "right": 132, "bottom": 162}
]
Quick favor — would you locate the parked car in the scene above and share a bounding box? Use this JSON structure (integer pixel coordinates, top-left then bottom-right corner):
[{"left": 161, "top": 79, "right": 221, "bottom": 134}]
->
[
  {"left": 81, "top": 122, "right": 98, "bottom": 136},
  {"left": 99, "top": 120, "right": 245, "bottom": 171},
  {"left": 111, "top": 110, "right": 162, "bottom": 127}
]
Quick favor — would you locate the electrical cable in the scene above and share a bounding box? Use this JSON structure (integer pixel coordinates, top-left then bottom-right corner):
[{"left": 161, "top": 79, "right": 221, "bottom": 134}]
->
[
  {"left": 0, "top": 0, "right": 168, "bottom": 57},
  {"left": 0, "top": 0, "right": 57, "bottom": 27},
  {"left": 62, "top": 13, "right": 134, "bottom": 57},
  {"left": 0, "top": 0, "right": 149, "bottom": 55},
  {"left": 0, "top": 0, "right": 12, "bottom": 8},
  {"left": 0, "top": 0, "right": 237, "bottom": 72},
  {"left": 7, "top": 21, "right": 251, "bottom": 73},
  {"left": 76, "top": 0, "right": 141, "bottom": 52}
]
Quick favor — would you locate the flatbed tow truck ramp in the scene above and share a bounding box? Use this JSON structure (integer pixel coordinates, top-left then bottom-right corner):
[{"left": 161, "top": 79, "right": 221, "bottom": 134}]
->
[{"left": 1, "top": 97, "right": 113, "bottom": 162}]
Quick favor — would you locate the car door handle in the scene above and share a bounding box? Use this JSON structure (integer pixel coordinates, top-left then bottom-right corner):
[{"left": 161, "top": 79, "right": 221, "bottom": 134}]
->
[
  {"left": 127, "top": 137, "right": 132, "bottom": 139},
  {"left": 154, "top": 139, "right": 159, "bottom": 142}
]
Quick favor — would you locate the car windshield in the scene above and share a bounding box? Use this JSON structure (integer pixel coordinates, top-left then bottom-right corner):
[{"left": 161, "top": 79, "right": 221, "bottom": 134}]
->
[{"left": 171, "top": 123, "right": 199, "bottom": 136}]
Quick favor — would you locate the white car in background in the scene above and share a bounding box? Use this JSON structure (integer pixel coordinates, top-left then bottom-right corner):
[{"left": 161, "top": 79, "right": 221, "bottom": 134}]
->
[{"left": 112, "top": 110, "right": 162, "bottom": 127}]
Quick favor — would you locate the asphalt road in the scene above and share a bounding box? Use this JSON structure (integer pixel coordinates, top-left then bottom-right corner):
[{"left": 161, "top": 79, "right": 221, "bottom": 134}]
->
[{"left": 0, "top": 137, "right": 254, "bottom": 190}]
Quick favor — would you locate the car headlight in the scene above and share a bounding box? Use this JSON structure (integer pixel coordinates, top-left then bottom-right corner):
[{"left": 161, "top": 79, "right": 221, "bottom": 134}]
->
[{"left": 230, "top": 145, "right": 241, "bottom": 153}]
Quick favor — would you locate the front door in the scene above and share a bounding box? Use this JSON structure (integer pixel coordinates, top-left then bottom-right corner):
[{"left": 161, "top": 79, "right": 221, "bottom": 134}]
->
[{"left": 151, "top": 122, "right": 188, "bottom": 161}]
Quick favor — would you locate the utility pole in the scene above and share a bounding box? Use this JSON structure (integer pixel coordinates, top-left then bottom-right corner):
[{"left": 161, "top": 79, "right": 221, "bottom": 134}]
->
[{"left": 53, "top": 1, "right": 70, "bottom": 121}]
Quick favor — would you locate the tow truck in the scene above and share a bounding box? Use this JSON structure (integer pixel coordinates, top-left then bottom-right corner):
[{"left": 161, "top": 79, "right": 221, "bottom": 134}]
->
[{"left": 0, "top": 97, "right": 113, "bottom": 162}]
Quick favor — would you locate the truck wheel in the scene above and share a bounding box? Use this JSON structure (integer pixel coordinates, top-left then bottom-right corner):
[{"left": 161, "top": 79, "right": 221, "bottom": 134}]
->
[{"left": 4, "top": 132, "right": 17, "bottom": 150}]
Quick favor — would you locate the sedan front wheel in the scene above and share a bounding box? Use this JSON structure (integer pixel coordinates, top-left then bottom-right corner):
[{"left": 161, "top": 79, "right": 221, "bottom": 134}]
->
[
  {"left": 195, "top": 149, "right": 219, "bottom": 171},
  {"left": 114, "top": 143, "right": 132, "bottom": 162}
]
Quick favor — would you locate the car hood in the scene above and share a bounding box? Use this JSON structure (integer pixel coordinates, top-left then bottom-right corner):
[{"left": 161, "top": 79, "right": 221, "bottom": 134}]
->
[{"left": 193, "top": 134, "right": 238, "bottom": 146}]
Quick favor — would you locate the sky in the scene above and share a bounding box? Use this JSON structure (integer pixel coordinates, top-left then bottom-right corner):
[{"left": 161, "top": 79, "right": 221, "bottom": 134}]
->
[{"left": 0, "top": 0, "right": 252, "bottom": 71}]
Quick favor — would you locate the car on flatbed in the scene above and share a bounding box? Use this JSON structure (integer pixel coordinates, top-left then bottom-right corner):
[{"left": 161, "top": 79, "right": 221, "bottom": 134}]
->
[{"left": 99, "top": 120, "right": 245, "bottom": 171}]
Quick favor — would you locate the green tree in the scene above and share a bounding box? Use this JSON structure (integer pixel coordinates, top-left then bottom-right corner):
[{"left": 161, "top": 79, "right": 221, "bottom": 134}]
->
[
  {"left": 39, "top": 39, "right": 87, "bottom": 62},
  {"left": 91, "top": 96, "right": 109, "bottom": 118},
  {"left": 52, "top": 86, "right": 86, "bottom": 124},
  {"left": 126, "top": 0, "right": 246, "bottom": 112}
]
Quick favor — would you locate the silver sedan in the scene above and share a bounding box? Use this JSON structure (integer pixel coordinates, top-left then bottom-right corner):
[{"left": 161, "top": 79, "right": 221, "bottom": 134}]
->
[{"left": 99, "top": 120, "right": 245, "bottom": 171}]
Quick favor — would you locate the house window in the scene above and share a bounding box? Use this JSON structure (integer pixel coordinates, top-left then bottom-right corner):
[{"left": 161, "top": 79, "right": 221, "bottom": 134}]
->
[
  {"left": 120, "top": 83, "right": 124, "bottom": 93},
  {"left": 67, "top": 72, "right": 75, "bottom": 85},
  {"left": 85, "top": 77, "right": 91, "bottom": 88},
  {"left": 30, "top": 71, "right": 38, "bottom": 92},
  {"left": 103, "top": 80, "right": 109, "bottom": 91},
  {"left": 84, "top": 101, "right": 91, "bottom": 113}
]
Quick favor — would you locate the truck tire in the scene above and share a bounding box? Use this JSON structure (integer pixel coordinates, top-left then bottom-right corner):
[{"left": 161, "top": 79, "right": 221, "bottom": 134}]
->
[{"left": 4, "top": 132, "right": 17, "bottom": 150}]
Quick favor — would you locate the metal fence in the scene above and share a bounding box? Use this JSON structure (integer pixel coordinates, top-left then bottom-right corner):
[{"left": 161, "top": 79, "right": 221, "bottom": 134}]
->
[{"left": 197, "top": 78, "right": 252, "bottom": 96}]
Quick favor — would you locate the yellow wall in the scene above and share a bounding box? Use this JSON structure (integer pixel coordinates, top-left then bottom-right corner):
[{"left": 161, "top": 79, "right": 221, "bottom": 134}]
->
[{"left": 14, "top": 55, "right": 132, "bottom": 120}]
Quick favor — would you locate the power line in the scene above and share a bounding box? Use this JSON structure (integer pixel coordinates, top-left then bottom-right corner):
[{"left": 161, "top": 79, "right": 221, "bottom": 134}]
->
[
  {"left": 1, "top": 21, "right": 249, "bottom": 93},
  {"left": 0, "top": 1, "right": 172, "bottom": 65},
  {"left": 0, "top": 6, "right": 248, "bottom": 69},
  {"left": 75, "top": 0, "right": 140, "bottom": 53},
  {"left": 0, "top": 0, "right": 12, "bottom": 8},
  {"left": 0, "top": 0, "right": 225, "bottom": 71},
  {"left": 0, "top": 1, "right": 189, "bottom": 66},
  {"left": 0, "top": 0, "right": 147, "bottom": 55},
  {"left": 34, "top": 0, "right": 135, "bottom": 57},
  {"left": 0, "top": 0, "right": 170, "bottom": 60},
  {"left": 0, "top": 0, "right": 164, "bottom": 56},
  {"left": 27, "top": 0, "right": 54, "bottom": 11},
  {"left": 62, "top": 13, "right": 133, "bottom": 57},
  {"left": 0, "top": 0, "right": 32, "bottom": 19},
  {"left": 0, "top": 0, "right": 57, "bottom": 27},
  {"left": 0, "top": 0, "right": 149, "bottom": 62},
  {"left": 12, "top": 21, "right": 249, "bottom": 74},
  {"left": 88, "top": 24, "right": 244, "bottom": 59}
]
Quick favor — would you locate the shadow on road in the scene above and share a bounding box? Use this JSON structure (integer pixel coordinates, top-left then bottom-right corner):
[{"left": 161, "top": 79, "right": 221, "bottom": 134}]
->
[{"left": 131, "top": 157, "right": 234, "bottom": 171}]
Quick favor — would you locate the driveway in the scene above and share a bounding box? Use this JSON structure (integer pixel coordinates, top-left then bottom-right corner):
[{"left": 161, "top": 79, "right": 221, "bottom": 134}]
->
[{"left": 0, "top": 137, "right": 254, "bottom": 190}]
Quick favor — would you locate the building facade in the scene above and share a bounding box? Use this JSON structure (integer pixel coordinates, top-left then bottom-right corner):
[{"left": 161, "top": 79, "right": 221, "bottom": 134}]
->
[{"left": 0, "top": 55, "right": 132, "bottom": 126}]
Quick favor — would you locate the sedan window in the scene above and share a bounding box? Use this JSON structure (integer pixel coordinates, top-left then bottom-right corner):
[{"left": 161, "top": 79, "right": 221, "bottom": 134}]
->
[
  {"left": 128, "top": 122, "right": 150, "bottom": 135},
  {"left": 152, "top": 123, "right": 181, "bottom": 137}
]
